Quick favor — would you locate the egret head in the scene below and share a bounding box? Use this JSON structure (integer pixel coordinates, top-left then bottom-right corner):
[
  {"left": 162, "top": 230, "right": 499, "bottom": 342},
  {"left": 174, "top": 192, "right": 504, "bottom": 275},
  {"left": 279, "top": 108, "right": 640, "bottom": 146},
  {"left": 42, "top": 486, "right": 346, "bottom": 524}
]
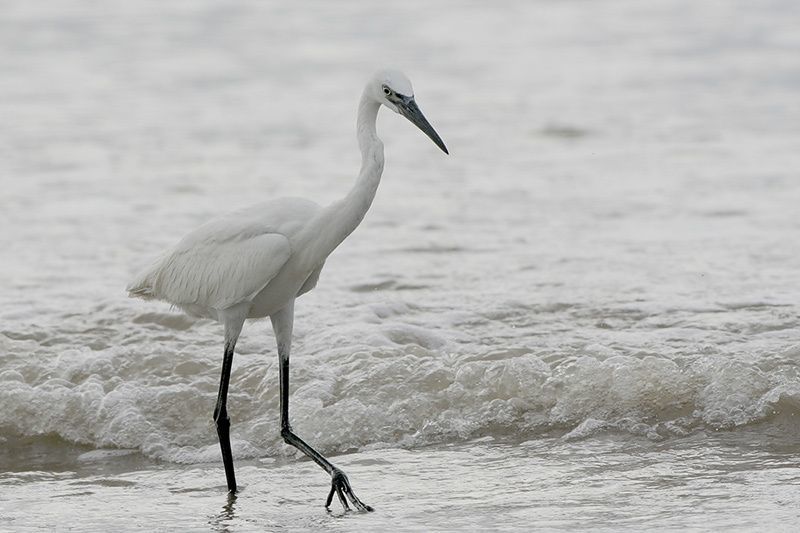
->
[{"left": 371, "top": 69, "right": 448, "bottom": 154}]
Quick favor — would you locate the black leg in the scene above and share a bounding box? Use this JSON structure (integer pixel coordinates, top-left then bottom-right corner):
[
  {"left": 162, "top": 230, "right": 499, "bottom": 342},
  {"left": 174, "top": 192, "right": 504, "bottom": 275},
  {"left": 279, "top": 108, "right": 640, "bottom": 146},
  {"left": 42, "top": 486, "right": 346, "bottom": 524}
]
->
[
  {"left": 214, "top": 340, "right": 237, "bottom": 493},
  {"left": 279, "top": 349, "right": 372, "bottom": 512},
  {"left": 271, "top": 301, "right": 372, "bottom": 512}
]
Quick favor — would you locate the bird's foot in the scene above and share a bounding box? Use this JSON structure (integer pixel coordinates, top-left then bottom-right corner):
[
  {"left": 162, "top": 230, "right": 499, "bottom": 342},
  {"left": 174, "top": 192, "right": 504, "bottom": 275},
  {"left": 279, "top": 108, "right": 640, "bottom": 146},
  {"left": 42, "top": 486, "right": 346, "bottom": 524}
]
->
[{"left": 325, "top": 468, "right": 373, "bottom": 513}]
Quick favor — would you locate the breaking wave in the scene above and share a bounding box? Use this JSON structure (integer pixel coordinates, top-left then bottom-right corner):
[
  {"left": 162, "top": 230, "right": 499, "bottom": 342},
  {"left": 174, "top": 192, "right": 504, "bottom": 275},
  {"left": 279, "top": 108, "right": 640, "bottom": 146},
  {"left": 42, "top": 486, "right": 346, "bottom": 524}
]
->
[{"left": 2, "top": 308, "right": 798, "bottom": 463}]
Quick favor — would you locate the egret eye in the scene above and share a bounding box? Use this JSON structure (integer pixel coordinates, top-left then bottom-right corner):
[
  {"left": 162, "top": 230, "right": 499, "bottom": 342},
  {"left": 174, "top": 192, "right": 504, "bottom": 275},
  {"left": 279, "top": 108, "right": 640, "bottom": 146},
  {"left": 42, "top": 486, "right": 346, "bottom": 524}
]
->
[{"left": 382, "top": 86, "right": 392, "bottom": 96}]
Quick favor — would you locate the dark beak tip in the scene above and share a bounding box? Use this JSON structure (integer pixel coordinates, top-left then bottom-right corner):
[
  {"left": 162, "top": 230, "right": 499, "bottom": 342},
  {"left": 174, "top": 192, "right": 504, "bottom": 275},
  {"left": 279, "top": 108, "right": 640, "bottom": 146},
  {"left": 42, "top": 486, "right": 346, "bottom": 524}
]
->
[{"left": 400, "top": 99, "right": 449, "bottom": 156}]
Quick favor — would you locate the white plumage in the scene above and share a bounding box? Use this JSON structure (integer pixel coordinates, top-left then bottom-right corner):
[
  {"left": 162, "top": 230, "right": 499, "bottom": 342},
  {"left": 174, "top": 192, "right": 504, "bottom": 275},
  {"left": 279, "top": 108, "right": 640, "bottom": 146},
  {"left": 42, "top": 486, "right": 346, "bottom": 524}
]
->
[
  {"left": 128, "top": 198, "right": 317, "bottom": 319},
  {"left": 127, "top": 69, "right": 448, "bottom": 511}
]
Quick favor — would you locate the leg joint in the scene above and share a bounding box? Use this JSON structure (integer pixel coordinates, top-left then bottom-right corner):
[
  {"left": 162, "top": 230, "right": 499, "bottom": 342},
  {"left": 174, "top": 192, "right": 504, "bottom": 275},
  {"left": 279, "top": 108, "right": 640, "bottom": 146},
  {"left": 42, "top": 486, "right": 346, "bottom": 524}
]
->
[
  {"left": 280, "top": 426, "right": 294, "bottom": 444},
  {"left": 213, "top": 407, "right": 229, "bottom": 427}
]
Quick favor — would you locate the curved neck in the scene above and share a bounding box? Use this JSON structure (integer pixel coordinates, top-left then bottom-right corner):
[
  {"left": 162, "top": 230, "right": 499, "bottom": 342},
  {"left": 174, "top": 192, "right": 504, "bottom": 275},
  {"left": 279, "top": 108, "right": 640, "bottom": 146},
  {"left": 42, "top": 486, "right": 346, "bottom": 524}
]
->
[
  {"left": 306, "top": 90, "right": 385, "bottom": 260},
  {"left": 348, "top": 89, "right": 385, "bottom": 228},
  {"left": 357, "top": 90, "right": 382, "bottom": 157}
]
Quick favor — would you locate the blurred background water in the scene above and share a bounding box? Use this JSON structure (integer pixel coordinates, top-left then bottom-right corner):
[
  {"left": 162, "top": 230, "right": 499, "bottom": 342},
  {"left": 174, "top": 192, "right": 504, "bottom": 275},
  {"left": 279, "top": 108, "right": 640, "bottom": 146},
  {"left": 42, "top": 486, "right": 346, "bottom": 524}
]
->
[{"left": 1, "top": 0, "right": 799, "bottom": 530}]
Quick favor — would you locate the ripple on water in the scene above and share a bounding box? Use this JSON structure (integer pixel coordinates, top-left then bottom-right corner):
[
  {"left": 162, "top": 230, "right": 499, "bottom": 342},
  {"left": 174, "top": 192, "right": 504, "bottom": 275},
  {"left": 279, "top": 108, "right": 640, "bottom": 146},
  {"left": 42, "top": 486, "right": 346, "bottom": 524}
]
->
[
  {"left": 349, "top": 280, "right": 430, "bottom": 292},
  {"left": 132, "top": 312, "right": 198, "bottom": 330}
]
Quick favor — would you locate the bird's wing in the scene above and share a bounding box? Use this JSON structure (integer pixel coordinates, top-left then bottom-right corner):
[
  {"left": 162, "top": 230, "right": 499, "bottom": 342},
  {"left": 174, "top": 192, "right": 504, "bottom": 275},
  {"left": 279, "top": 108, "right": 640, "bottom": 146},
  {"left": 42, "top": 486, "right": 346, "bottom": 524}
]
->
[{"left": 128, "top": 230, "right": 291, "bottom": 311}]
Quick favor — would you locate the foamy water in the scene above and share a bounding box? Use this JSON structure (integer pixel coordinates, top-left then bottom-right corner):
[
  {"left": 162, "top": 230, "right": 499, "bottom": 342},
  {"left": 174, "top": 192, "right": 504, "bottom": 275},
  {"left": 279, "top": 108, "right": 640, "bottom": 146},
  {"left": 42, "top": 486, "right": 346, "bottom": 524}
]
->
[{"left": 2, "top": 0, "right": 800, "bottom": 530}]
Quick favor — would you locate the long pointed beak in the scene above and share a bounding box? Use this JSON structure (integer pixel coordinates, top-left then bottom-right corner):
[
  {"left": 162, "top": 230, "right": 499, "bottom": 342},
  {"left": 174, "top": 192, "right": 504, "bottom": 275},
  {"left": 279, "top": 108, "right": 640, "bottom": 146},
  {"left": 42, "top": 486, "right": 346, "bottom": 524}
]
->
[{"left": 398, "top": 97, "right": 449, "bottom": 154}]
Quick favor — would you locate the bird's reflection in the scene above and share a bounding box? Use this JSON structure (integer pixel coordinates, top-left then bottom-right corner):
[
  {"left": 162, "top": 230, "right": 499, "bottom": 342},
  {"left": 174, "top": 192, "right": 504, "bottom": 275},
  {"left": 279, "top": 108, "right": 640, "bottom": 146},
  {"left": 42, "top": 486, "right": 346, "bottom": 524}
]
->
[{"left": 208, "top": 492, "right": 237, "bottom": 532}]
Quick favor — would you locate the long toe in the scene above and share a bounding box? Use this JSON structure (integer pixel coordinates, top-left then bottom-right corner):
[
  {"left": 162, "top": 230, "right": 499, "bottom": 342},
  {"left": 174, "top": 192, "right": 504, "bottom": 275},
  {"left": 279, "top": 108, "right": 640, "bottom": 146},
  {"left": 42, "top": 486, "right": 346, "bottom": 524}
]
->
[
  {"left": 325, "top": 475, "right": 350, "bottom": 512},
  {"left": 337, "top": 486, "right": 350, "bottom": 511},
  {"left": 325, "top": 486, "right": 336, "bottom": 509},
  {"left": 343, "top": 484, "right": 372, "bottom": 512},
  {"left": 349, "top": 496, "right": 374, "bottom": 513},
  {"left": 328, "top": 469, "right": 373, "bottom": 512}
]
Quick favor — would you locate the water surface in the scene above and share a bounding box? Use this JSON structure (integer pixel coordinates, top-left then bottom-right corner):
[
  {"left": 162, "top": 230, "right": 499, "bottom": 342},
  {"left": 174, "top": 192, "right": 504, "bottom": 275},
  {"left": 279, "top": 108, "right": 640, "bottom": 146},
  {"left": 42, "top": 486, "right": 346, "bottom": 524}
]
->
[{"left": 1, "top": 0, "right": 799, "bottom": 530}]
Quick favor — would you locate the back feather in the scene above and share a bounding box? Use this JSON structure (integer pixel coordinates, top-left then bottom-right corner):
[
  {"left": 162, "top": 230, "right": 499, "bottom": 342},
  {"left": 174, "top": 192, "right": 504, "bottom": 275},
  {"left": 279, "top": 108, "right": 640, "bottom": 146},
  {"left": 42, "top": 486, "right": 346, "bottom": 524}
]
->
[{"left": 127, "top": 230, "right": 291, "bottom": 311}]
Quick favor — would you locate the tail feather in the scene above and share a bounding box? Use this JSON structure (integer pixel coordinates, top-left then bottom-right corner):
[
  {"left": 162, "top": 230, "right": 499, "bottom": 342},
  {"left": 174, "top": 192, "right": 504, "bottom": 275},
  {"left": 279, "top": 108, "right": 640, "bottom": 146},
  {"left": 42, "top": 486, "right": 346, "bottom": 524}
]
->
[
  {"left": 126, "top": 261, "right": 161, "bottom": 300},
  {"left": 127, "top": 284, "right": 155, "bottom": 299}
]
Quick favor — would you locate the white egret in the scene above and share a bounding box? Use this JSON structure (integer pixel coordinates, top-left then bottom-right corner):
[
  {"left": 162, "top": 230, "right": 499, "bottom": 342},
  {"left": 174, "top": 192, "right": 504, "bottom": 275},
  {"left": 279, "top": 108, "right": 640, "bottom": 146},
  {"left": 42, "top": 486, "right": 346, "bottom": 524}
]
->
[{"left": 127, "top": 69, "right": 448, "bottom": 511}]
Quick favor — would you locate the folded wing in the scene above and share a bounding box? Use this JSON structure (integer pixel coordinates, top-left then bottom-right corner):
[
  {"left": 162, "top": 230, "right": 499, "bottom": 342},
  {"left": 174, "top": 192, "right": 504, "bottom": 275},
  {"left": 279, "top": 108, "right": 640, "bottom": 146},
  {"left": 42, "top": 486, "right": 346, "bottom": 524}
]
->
[{"left": 127, "top": 229, "right": 291, "bottom": 312}]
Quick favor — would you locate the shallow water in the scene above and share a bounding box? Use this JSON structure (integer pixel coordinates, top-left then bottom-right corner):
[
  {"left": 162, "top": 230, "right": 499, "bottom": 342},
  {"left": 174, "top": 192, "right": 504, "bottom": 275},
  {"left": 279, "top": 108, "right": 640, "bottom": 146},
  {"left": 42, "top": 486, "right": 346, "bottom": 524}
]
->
[
  {"left": 3, "top": 431, "right": 799, "bottom": 532},
  {"left": 2, "top": 0, "right": 800, "bottom": 530}
]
